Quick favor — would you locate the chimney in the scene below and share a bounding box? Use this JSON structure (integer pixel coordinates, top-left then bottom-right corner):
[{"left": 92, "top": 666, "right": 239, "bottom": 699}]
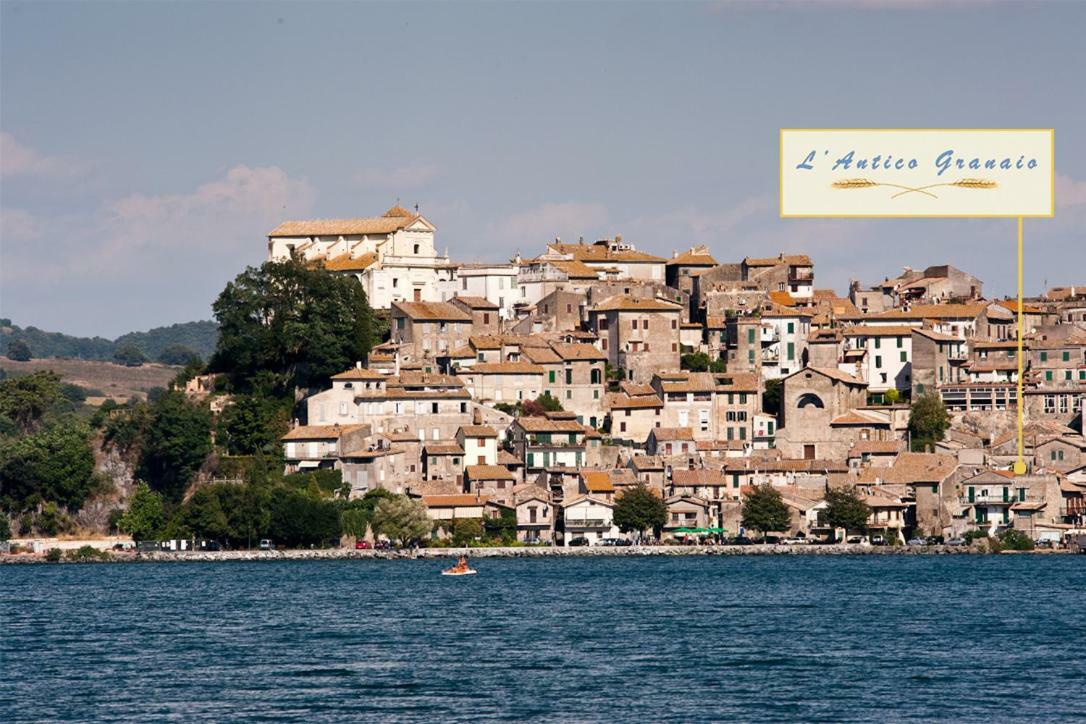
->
[
  {"left": 394, "top": 349, "right": 401, "bottom": 376},
  {"left": 356, "top": 360, "right": 362, "bottom": 369}
]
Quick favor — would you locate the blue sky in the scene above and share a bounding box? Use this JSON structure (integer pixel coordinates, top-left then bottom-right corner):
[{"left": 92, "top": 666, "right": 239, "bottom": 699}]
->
[{"left": 2, "top": 0, "right": 1084, "bottom": 338}]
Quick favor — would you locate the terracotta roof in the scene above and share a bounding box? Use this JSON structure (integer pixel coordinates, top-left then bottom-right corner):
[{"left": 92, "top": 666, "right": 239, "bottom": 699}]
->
[
  {"left": 549, "top": 241, "right": 666, "bottom": 264},
  {"left": 459, "top": 425, "right": 498, "bottom": 438},
  {"left": 768, "top": 291, "right": 798, "bottom": 307},
  {"left": 497, "top": 450, "right": 522, "bottom": 466},
  {"left": 521, "top": 347, "right": 562, "bottom": 364},
  {"left": 671, "top": 468, "right": 729, "bottom": 485},
  {"left": 863, "top": 303, "right": 986, "bottom": 321},
  {"left": 831, "top": 410, "right": 891, "bottom": 426},
  {"left": 630, "top": 455, "right": 664, "bottom": 470},
  {"left": 281, "top": 424, "right": 366, "bottom": 441},
  {"left": 912, "top": 328, "right": 960, "bottom": 342},
  {"left": 669, "top": 250, "right": 718, "bottom": 266},
  {"left": 786, "top": 366, "right": 866, "bottom": 386},
  {"left": 581, "top": 471, "right": 615, "bottom": 492},
  {"left": 546, "top": 259, "right": 600, "bottom": 279},
  {"left": 550, "top": 342, "right": 606, "bottom": 361},
  {"left": 393, "top": 301, "right": 472, "bottom": 322},
  {"left": 843, "top": 324, "right": 918, "bottom": 337},
  {"left": 331, "top": 367, "right": 387, "bottom": 380},
  {"left": 607, "top": 392, "right": 663, "bottom": 410},
  {"left": 651, "top": 427, "right": 695, "bottom": 441},
  {"left": 465, "top": 464, "right": 515, "bottom": 480},
  {"left": 515, "top": 417, "right": 587, "bottom": 434},
  {"left": 744, "top": 254, "right": 812, "bottom": 267},
  {"left": 269, "top": 213, "right": 418, "bottom": 237},
  {"left": 619, "top": 381, "right": 656, "bottom": 397},
  {"left": 469, "top": 335, "right": 504, "bottom": 350},
  {"left": 514, "top": 484, "right": 552, "bottom": 504},
  {"left": 424, "top": 443, "right": 464, "bottom": 455},
  {"left": 323, "top": 252, "right": 378, "bottom": 272},
  {"left": 591, "top": 295, "right": 682, "bottom": 313},
  {"left": 464, "top": 361, "right": 544, "bottom": 375},
  {"left": 422, "top": 494, "right": 490, "bottom": 508},
  {"left": 453, "top": 295, "right": 499, "bottom": 310},
  {"left": 995, "top": 298, "right": 1044, "bottom": 315}
]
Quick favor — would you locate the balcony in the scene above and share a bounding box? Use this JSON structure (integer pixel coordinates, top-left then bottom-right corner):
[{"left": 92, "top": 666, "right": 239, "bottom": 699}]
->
[
  {"left": 762, "top": 349, "right": 780, "bottom": 364},
  {"left": 788, "top": 270, "right": 814, "bottom": 283},
  {"left": 566, "top": 518, "right": 609, "bottom": 528}
]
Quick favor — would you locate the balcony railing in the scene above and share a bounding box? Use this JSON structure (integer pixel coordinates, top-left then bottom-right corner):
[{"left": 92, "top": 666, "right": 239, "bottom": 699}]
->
[{"left": 566, "top": 518, "right": 608, "bottom": 528}]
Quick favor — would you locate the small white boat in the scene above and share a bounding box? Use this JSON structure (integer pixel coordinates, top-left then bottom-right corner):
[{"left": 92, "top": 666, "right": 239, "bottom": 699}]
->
[{"left": 441, "top": 568, "right": 478, "bottom": 576}]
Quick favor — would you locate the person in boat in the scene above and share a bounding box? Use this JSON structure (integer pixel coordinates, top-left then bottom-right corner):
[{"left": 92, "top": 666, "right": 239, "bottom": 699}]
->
[{"left": 455, "top": 555, "right": 468, "bottom": 572}]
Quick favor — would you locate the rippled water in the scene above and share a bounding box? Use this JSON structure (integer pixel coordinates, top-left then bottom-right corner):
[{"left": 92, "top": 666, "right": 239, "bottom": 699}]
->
[{"left": 2, "top": 555, "right": 1085, "bottom": 722}]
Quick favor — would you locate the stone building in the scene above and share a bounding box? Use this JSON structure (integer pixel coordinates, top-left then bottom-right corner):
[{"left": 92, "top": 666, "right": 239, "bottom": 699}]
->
[
  {"left": 776, "top": 366, "right": 869, "bottom": 460},
  {"left": 588, "top": 295, "right": 682, "bottom": 383}
]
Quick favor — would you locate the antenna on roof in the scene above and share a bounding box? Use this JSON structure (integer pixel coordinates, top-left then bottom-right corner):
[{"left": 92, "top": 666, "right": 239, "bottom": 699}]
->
[{"left": 415, "top": 202, "right": 419, "bottom": 213}]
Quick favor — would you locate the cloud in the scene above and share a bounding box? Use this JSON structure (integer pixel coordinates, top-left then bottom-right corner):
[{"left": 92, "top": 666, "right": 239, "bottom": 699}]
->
[
  {"left": 2, "top": 165, "right": 316, "bottom": 334},
  {"left": 353, "top": 161, "right": 443, "bottom": 191},
  {"left": 1056, "top": 173, "right": 1086, "bottom": 208},
  {"left": 0, "top": 131, "right": 90, "bottom": 178},
  {"left": 98, "top": 165, "right": 315, "bottom": 260},
  {"left": 0, "top": 208, "right": 44, "bottom": 240},
  {"left": 486, "top": 201, "right": 610, "bottom": 246}
]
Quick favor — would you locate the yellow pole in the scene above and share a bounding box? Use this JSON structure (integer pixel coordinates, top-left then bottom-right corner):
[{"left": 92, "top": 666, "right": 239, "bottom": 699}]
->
[{"left": 1014, "top": 217, "right": 1027, "bottom": 476}]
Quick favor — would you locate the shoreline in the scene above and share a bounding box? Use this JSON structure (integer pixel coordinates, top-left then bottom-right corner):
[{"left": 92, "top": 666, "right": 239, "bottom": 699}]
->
[{"left": 2, "top": 543, "right": 1076, "bottom": 564}]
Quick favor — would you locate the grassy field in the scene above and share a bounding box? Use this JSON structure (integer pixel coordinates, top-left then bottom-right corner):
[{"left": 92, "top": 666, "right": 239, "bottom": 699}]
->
[{"left": 0, "top": 357, "right": 179, "bottom": 404}]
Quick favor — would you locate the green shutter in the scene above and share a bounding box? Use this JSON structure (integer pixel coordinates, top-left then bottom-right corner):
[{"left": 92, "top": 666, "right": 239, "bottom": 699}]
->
[
  {"left": 747, "top": 329, "right": 755, "bottom": 343},
  {"left": 527, "top": 453, "right": 535, "bottom": 467},
  {"left": 548, "top": 370, "right": 556, "bottom": 383},
  {"left": 968, "top": 486, "right": 975, "bottom": 502}
]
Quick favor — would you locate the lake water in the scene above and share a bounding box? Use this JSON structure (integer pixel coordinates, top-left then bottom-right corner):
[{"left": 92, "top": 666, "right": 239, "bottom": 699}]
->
[{"left": 2, "top": 555, "right": 1084, "bottom": 722}]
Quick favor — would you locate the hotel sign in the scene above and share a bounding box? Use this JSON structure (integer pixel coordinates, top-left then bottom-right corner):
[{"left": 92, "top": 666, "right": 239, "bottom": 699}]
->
[{"left": 780, "top": 129, "right": 1054, "bottom": 218}]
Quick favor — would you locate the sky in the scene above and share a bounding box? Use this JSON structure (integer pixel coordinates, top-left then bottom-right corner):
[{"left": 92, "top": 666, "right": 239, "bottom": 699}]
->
[{"left": 2, "top": 0, "right": 1084, "bottom": 338}]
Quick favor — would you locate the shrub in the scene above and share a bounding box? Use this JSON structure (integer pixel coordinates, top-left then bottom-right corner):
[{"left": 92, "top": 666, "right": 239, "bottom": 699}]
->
[
  {"left": 44, "top": 548, "right": 63, "bottom": 562},
  {"left": 65, "top": 545, "right": 111, "bottom": 562},
  {"left": 998, "top": 529, "right": 1035, "bottom": 551}
]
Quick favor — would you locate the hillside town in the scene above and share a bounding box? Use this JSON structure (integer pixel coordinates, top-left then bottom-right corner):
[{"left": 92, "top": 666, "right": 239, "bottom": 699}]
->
[{"left": 235, "top": 203, "right": 1086, "bottom": 547}]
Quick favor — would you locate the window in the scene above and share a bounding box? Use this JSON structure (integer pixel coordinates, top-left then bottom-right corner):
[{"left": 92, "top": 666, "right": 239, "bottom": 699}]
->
[
  {"left": 875, "top": 355, "right": 883, "bottom": 369},
  {"left": 631, "top": 320, "right": 638, "bottom": 331},
  {"left": 1041, "top": 351, "right": 1048, "bottom": 361},
  {"left": 645, "top": 342, "right": 650, "bottom": 352},
  {"left": 787, "top": 322, "right": 794, "bottom": 334},
  {"left": 393, "top": 278, "right": 399, "bottom": 288},
  {"left": 787, "top": 342, "right": 795, "bottom": 361},
  {"left": 599, "top": 318, "right": 609, "bottom": 331},
  {"left": 748, "top": 349, "right": 755, "bottom": 363},
  {"left": 900, "top": 351, "right": 907, "bottom": 363},
  {"left": 548, "top": 370, "right": 556, "bottom": 383},
  {"left": 672, "top": 343, "right": 677, "bottom": 352},
  {"left": 896, "top": 337, "right": 903, "bottom": 348},
  {"left": 431, "top": 402, "right": 439, "bottom": 414},
  {"left": 565, "top": 369, "right": 572, "bottom": 385},
  {"left": 874, "top": 337, "right": 881, "bottom": 349},
  {"left": 747, "top": 329, "right": 755, "bottom": 344},
  {"left": 1046, "top": 371, "right": 1053, "bottom": 381},
  {"left": 413, "top": 244, "right": 420, "bottom": 254},
  {"left": 1063, "top": 351, "right": 1071, "bottom": 361},
  {"left": 484, "top": 313, "right": 490, "bottom": 325},
  {"left": 671, "top": 319, "right": 677, "bottom": 330}
]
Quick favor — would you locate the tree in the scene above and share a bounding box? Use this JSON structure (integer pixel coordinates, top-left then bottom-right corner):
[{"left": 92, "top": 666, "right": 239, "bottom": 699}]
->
[
  {"left": 371, "top": 495, "right": 432, "bottom": 547},
  {"left": 0, "top": 420, "right": 96, "bottom": 512},
  {"left": 884, "top": 388, "right": 901, "bottom": 405},
  {"left": 6, "top": 339, "right": 32, "bottom": 361},
  {"left": 451, "top": 517, "right": 485, "bottom": 546},
  {"left": 762, "top": 379, "right": 783, "bottom": 417},
  {"left": 340, "top": 488, "right": 396, "bottom": 538},
  {"left": 113, "top": 342, "right": 147, "bottom": 367},
  {"left": 680, "top": 352, "right": 725, "bottom": 373},
  {"left": 483, "top": 508, "right": 517, "bottom": 543},
  {"left": 613, "top": 484, "right": 667, "bottom": 540},
  {"left": 208, "top": 257, "right": 374, "bottom": 394},
  {"left": 0, "top": 370, "right": 63, "bottom": 432},
  {"left": 216, "top": 394, "right": 290, "bottom": 455},
  {"left": 0, "top": 516, "right": 11, "bottom": 542},
  {"left": 177, "top": 486, "right": 231, "bottom": 541},
  {"left": 157, "top": 344, "right": 203, "bottom": 366},
  {"left": 521, "top": 394, "right": 563, "bottom": 417},
  {"left": 138, "top": 390, "right": 212, "bottom": 500},
  {"left": 268, "top": 488, "right": 341, "bottom": 547},
  {"left": 908, "top": 392, "right": 951, "bottom": 451},
  {"left": 102, "top": 402, "right": 152, "bottom": 459},
  {"left": 822, "top": 486, "right": 871, "bottom": 538},
  {"left": 119, "top": 483, "right": 165, "bottom": 542},
  {"left": 998, "top": 528, "right": 1035, "bottom": 551},
  {"left": 741, "top": 484, "right": 791, "bottom": 540}
]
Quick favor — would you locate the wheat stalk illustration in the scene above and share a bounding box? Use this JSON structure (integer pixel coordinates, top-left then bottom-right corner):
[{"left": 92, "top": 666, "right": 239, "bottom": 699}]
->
[{"left": 831, "top": 177, "right": 998, "bottom": 200}]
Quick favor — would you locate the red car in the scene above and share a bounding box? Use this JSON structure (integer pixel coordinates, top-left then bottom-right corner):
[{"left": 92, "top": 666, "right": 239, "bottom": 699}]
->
[{"left": 355, "top": 540, "right": 371, "bottom": 550}]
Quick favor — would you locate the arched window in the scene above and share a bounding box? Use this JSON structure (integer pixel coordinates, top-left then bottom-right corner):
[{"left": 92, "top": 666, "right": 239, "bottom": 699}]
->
[{"left": 797, "top": 393, "right": 825, "bottom": 409}]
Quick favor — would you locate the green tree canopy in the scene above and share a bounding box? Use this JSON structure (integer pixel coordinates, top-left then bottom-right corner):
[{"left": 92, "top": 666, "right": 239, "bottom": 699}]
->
[
  {"left": 119, "top": 482, "right": 166, "bottom": 542},
  {"left": 209, "top": 257, "right": 374, "bottom": 394},
  {"left": 113, "top": 342, "right": 147, "bottom": 367},
  {"left": 138, "top": 390, "right": 212, "bottom": 501},
  {"left": 371, "top": 495, "right": 432, "bottom": 547},
  {"left": 681, "top": 352, "right": 725, "bottom": 373},
  {"left": 613, "top": 484, "right": 667, "bottom": 539},
  {"left": 0, "top": 419, "right": 96, "bottom": 512},
  {"left": 908, "top": 392, "right": 951, "bottom": 452},
  {"left": 216, "top": 394, "right": 290, "bottom": 456},
  {"left": 268, "top": 488, "right": 341, "bottom": 547},
  {"left": 741, "top": 484, "right": 791, "bottom": 539},
  {"left": 158, "top": 344, "right": 203, "bottom": 366},
  {"left": 762, "top": 378, "right": 783, "bottom": 417},
  {"left": 0, "top": 370, "right": 63, "bottom": 433},
  {"left": 6, "top": 338, "right": 32, "bottom": 361},
  {"left": 822, "top": 486, "right": 871, "bottom": 536}
]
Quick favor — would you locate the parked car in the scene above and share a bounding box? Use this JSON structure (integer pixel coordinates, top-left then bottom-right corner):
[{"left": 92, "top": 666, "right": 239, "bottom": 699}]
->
[
  {"left": 258, "top": 539, "right": 273, "bottom": 550},
  {"left": 846, "top": 535, "right": 868, "bottom": 545},
  {"left": 926, "top": 536, "right": 944, "bottom": 545},
  {"left": 374, "top": 540, "right": 392, "bottom": 550},
  {"left": 946, "top": 537, "right": 967, "bottom": 546},
  {"left": 355, "top": 540, "right": 371, "bottom": 550},
  {"left": 568, "top": 537, "right": 590, "bottom": 547},
  {"left": 907, "top": 537, "right": 927, "bottom": 546},
  {"left": 870, "top": 535, "right": 887, "bottom": 546},
  {"left": 598, "top": 537, "right": 632, "bottom": 547},
  {"left": 730, "top": 536, "right": 755, "bottom": 546},
  {"left": 780, "top": 537, "right": 809, "bottom": 545}
]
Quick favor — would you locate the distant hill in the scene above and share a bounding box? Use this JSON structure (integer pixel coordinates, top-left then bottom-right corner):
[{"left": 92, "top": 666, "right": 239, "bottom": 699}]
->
[{"left": 0, "top": 319, "right": 219, "bottom": 363}]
